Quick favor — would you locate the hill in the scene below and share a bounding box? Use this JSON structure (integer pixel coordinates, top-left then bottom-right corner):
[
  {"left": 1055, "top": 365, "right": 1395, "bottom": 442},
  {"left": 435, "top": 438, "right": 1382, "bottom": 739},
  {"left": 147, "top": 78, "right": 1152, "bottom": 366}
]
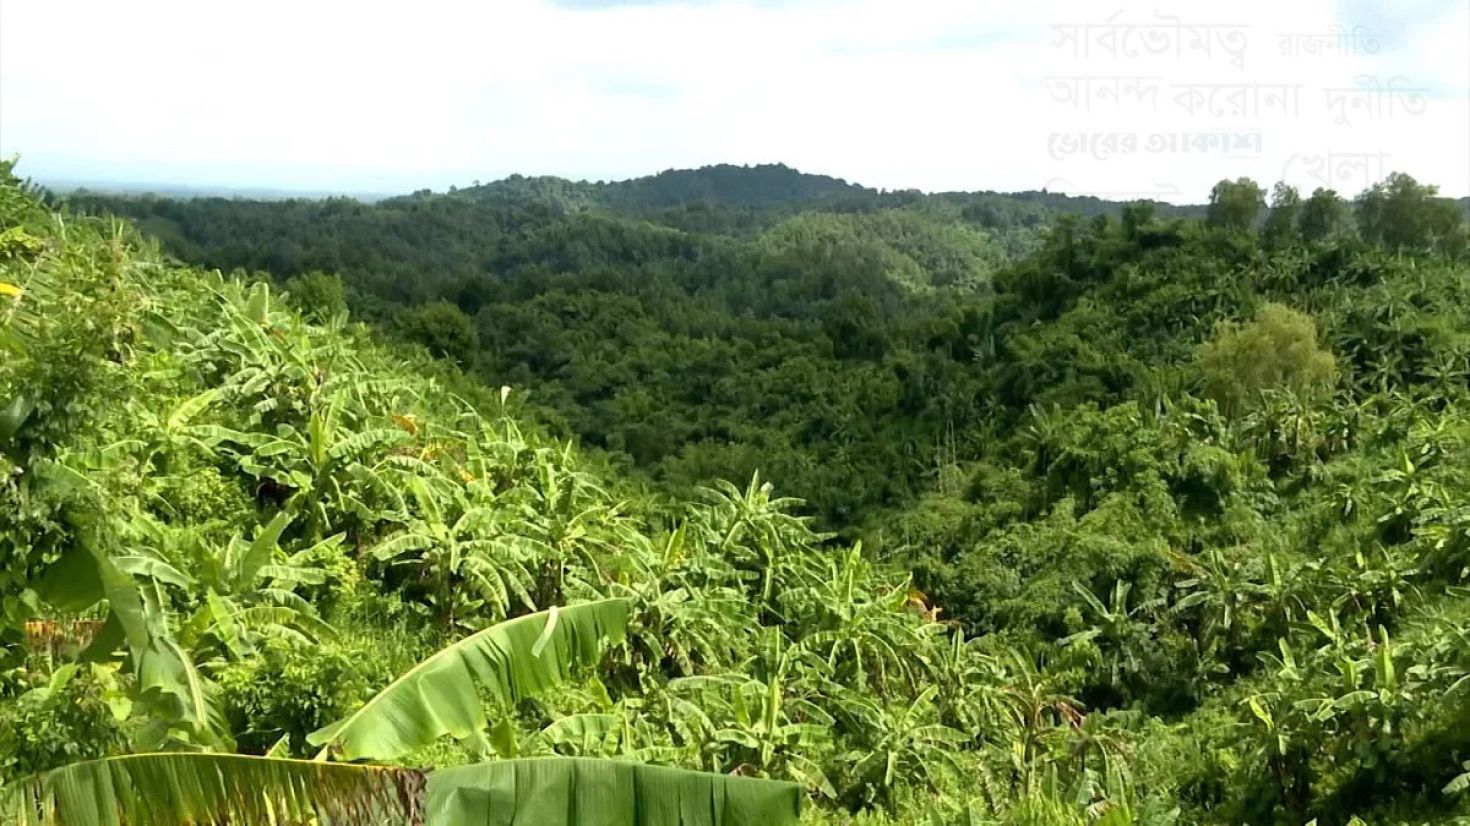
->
[
  {"left": 9, "top": 161, "right": 1470, "bottom": 822},
  {"left": 59, "top": 164, "right": 1205, "bottom": 527},
  {"left": 0, "top": 161, "right": 958, "bottom": 821},
  {"left": 452, "top": 163, "right": 869, "bottom": 212}
]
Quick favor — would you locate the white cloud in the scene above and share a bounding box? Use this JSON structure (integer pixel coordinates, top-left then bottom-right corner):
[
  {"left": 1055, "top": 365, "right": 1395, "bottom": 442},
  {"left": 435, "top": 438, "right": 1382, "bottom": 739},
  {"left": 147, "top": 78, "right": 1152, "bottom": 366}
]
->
[{"left": 1, "top": 0, "right": 1465, "bottom": 202}]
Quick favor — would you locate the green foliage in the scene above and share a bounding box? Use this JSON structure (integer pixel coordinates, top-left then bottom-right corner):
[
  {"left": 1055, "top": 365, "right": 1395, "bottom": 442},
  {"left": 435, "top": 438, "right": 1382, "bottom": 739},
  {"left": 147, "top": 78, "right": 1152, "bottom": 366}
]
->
[
  {"left": 426, "top": 757, "right": 803, "bottom": 825},
  {"left": 1356, "top": 172, "right": 1467, "bottom": 254},
  {"left": 396, "top": 300, "right": 478, "bottom": 366},
  {"left": 284, "top": 270, "right": 348, "bottom": 322},
  {"left": 2, "top": 752, "right": 423, "bottom": 826},
  {"left": 308, "top": 601, "right": 631, "bottom": 762},
  {"left": 1261, "top": 183, "right": 1301, "bottom": 249},
  {"left": 1299, "top": 188, "right": 1348, "bottom": 243},
  {"left": 8, "top": 164, "right": 1470, "bottom": 825},
  {"left": 59, "top": 166, "right": 1196, "bottom": 529},
  {"left": 0, "top": 664, "right": 133, "bottom": 780},
  {"left": 1206, "top": 177, "right": 1265, "bottom": 232},
  {"left": 3, "top": 751, "right": 801, "bottom": 826},
  {"left": 213, "top": 635, "right": 372, "bottom": 754},
  {"left": 1196, "top": 303, "right": 1337, "bottom": 415}
]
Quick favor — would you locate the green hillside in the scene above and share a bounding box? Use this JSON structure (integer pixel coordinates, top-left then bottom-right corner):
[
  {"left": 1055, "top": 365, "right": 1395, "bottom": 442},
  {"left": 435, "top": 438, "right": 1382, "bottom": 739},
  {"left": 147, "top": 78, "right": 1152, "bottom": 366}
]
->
[
  {"left": 7, "top": 161, "right": 1470, "bottom": 824},
  {"left": 60, "top": 165, "right": 1197, "bottom": 528}
]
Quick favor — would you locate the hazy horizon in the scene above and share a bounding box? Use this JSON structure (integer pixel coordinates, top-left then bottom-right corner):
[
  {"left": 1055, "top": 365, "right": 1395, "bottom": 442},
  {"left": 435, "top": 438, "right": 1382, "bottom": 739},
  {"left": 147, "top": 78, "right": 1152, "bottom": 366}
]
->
[
  {"left": 23, "top": 162, "right": 1208, "bottom": 203},
  {"left": 3, "top": 0, "right": 1467, "bottom": 205}
]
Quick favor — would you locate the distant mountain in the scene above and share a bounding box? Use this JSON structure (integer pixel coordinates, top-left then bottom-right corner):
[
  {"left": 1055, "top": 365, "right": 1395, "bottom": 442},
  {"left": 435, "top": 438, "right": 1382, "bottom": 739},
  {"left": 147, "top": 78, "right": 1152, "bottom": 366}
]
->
[
  {"left": 435, "top": 164, "right": 1207, "bottom": 231},
  {"left": 448, "top": 163, "right": 869, "bottom": 212},
  {"left": 595, "top": 163, "right": 869, "bottom": 209},
  {"left": 39, "top": 179, "right": 393, "bottom": 202},
  {"left": 51, "top": 163, "right": 1209, "bottom": 225}
]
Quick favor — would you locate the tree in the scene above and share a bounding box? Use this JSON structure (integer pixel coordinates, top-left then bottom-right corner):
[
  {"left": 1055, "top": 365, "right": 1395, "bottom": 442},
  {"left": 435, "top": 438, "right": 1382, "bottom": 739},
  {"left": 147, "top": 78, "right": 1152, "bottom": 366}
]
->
[
  {"left": 1298, "top": 188, "right": 1347, "bottom": 242},
  {"left": 1197, "top": 303, "right": 1337, "bottom": 415},
  {"left": 1207, "top": 178, "right": 1265, "bottom": 232},
  {"left": 1356, "top": 172, "right": 1465, "bottom": 252},
  {"left": 397, "top": 301, "right": 478, "bottom": 366},
  {"left": 1261, "top": 183, "right": 1301, "bottom": 248},
  {"left": 283, "top": 271, "right": 347, "bottom": 322}
]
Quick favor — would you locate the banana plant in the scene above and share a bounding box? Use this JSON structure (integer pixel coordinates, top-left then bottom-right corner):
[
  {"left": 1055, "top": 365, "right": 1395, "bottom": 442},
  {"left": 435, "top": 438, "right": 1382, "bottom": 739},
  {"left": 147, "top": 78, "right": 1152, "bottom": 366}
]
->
[
  {"left": 368, "top": 475, "right": 536, "bottom": 628},
  {"left": 783, "top": 544, "right": 932, "bottom": 694},
  {"left": 925, "top": 628, "right": 1011, "bottom": 741},
  {"left": 669, "top": 631, "right": 836, "bottom": 797},
  {"left": 3, "top": 588, "right": 643, "bottom": 822},
  {"left": 996, "top": 647, "right": 1083, "bottom": 788},
  {"left": 1327, "top": 545, "right": 1419, "bottom": 630},
  {"left": 25, "top": 455, "right": 231, "bottom": 751},
  {"left": 614, "top": 522, "right": 751, "bottom": 678},
  {"left": 191, "top": 280, "right": 362, "bottom": 431},
  {"left": 1, "top": 752, "right": 424, "bottom": 826},
  {"left": 123, "top": 512, "right": 333, "bottom": 659},
  {"left": 224, "top": 395, "right": 412, "bottom": 534},
  {"left": 533, "top": 694, "right": 682, "bottom": 763},
  {"left": 1172, "top": 547, "right": 1265, "bottom": 656},
  {"left": 699, "top": 473, "right": 824, "bottom": 615},
  {"left": 124, "top": 387, "right": 226, "bottom": 479},
  {"left": 838, "top": 686, "right": 966, "bottom": 808},
  {"left": 514, "top": 455, "right": 637, "bottom": 607},
  {"left": 1417, "top": 498, "right": 1470, "bottom": 581},
  {"left": 1061, "top": 580, "right": 1160, "bottom": 692},
  {"left": 1259, "top": 552, "right": 1310, "bottom": 637},
  {"left": 1447, "top": 760, "right": 1470, "bottom": 798}
]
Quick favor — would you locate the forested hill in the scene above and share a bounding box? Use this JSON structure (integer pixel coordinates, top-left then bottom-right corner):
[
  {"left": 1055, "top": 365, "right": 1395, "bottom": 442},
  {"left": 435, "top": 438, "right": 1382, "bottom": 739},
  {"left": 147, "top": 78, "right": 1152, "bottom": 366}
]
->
[
  {"left": 8, "top": 160, "right": 1470, "bottom": 823},
  {"left": 447, "top": 163, "right": 871, "bottom": 211},
  {"left": 59, "top": 164, "right": 1203, "bottom": 528},
  {"left": 439, "top": 164, "right": 1200, "bottom": 222}
]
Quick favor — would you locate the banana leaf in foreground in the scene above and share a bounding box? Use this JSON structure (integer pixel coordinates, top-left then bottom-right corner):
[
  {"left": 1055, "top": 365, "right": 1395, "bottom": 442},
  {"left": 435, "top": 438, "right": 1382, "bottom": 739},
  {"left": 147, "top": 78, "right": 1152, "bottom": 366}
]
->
[
  {"left": 1, "top": 754, "right": 800, "bottom": 826},
  {"left": 426, "top": 757, "right": 802, "bottom": 826},
  {"left": 0, "top": 752, "right": 425, "bottom": 826},
  {"left": 310, "top": 599, "right": 631, "bottom": 761}
]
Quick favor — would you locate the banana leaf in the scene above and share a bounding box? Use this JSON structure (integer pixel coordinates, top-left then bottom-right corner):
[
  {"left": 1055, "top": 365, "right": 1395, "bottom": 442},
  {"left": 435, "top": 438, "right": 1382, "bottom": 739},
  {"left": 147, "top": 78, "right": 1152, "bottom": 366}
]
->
[
  {"left": 3, "top": 754, "right": 800, "bottom": 826},
  {"left": 426, "top": 757, "right": 801, "bottom": 826},
  {"left": 0, "top": 753, "right": 424, "bottom": 826},
  {"left": 309, "top": 599, "right": 630, "bottom": 762}
]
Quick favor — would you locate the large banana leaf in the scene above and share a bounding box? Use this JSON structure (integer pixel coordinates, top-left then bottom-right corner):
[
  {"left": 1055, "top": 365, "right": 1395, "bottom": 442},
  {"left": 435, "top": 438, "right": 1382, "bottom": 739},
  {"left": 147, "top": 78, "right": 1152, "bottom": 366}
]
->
[
  {"left": 310, "top": 599, "right": 630, "bottom": 762},
  {"left": 426, "top": 758, "right": 801, "bottom": 826},
  {"left": 4, "top": 754, "right": 799, "bottom": 826},
  {"left": 0, "top": 753, "right": 424, "bottom": 826}
]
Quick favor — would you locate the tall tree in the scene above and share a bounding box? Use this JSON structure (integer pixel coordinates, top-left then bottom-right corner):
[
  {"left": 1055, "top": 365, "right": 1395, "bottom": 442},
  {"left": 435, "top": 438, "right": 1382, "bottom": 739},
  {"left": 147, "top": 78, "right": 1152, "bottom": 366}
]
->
[
  {"left": 1207, "top": 178, "right": 1266, "bottom": 233},
  {"left": 1262, "top": 183, "right": 1301, "bottom": 248},
  {"left": 1356, "top": 172, "right": 1465, "bottom": 252},
  {"left": 1298, "top": 187, "right": 1347, "bottom": 242}
]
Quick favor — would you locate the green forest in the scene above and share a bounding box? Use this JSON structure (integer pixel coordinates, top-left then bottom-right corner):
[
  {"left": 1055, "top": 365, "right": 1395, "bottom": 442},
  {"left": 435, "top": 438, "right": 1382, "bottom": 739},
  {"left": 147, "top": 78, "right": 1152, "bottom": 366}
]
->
[{"left": 5, "top": 159, "right": 1470, "bottom": 824}]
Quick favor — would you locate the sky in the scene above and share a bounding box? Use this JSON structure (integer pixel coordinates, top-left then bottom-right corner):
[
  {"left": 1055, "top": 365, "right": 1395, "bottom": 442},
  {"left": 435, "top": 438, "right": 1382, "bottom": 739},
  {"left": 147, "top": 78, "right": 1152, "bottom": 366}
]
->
[{"left": 1, "top": 0, "right": 1467, "bottom": 203}]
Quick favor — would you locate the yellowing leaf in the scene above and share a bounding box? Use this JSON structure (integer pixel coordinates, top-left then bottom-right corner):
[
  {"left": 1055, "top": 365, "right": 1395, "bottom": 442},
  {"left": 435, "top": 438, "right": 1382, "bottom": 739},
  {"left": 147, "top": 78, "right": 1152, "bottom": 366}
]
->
[{"left": 392, "top": 413, "right": 419, "bottom": 436}]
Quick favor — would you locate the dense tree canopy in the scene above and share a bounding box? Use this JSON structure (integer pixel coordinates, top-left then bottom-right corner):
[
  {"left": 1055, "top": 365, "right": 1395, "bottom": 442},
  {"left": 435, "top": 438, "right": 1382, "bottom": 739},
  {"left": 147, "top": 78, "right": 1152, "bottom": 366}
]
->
[{"left": 60, "top": 166, "right": 1205, "bottom": 530}]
